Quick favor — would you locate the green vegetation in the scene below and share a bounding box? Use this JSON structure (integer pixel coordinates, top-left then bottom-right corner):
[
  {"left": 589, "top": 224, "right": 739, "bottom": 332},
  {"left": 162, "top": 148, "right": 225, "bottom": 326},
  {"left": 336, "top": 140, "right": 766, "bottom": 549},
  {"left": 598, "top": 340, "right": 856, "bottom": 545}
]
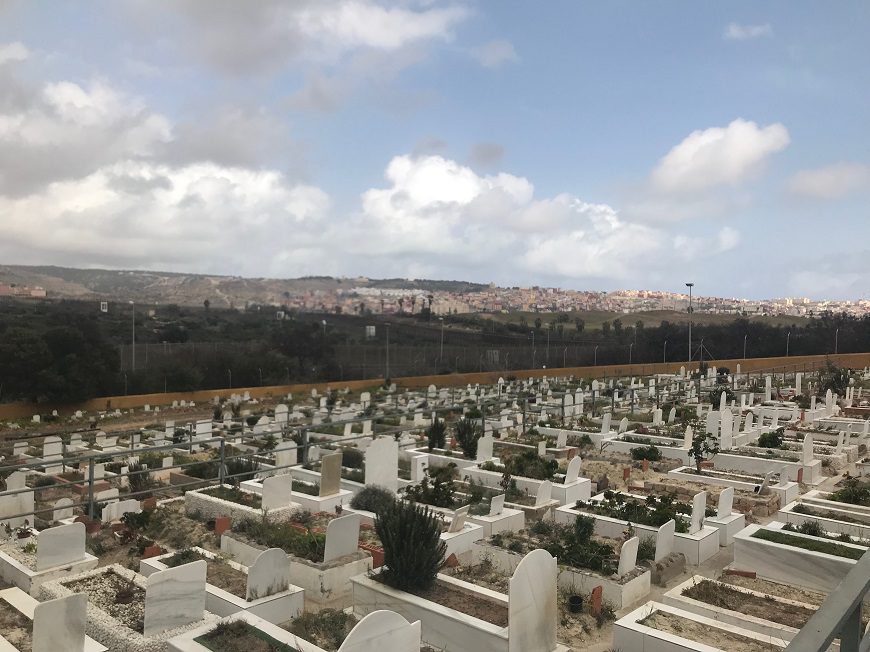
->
[
  {"left": 233, "top": 519, "right": 326, "bottom": 563},
  {"left": 828, "top": 479, "right": 870, "bottom": 507},
  {"left": 576, "top": 492, "right": 691, "bottom": 533},
  {"left": 196, "top": 620, "right": 299, "bottom": 652},
  {"left": 757, "top": 430, "right": 784, "bottom": 449},
  {"left": 402, "top": 464, "right": 457, "bottom": 508},
  {"left": 426, "top": 417, "right": 447, "bottom": 451},
  {"left": 455, "top": 418, "right": 482, "bottom": 458},
  {"left": 630, "top": 445, "right": 662, "bottom": 462},
  {"left": 164, "top": 548, "right": 208, "bottom": 568},
  {"left": 349, "top": 485, "right": 396, "bottom": 515},
  {"left": 202, "top": 486, "right": 262, "bottom": 510},
  {"left": 375, "top": 500, "right": 447, "bottom": 592},
  {"left": 287, "top": 609, "right": 356, "bottom": 651},
  {"left": 484, "top": 449, "right": 558, "bottom": 480},
  {"left": 752, "top": 528, "right": 865, "bottom": 560}
]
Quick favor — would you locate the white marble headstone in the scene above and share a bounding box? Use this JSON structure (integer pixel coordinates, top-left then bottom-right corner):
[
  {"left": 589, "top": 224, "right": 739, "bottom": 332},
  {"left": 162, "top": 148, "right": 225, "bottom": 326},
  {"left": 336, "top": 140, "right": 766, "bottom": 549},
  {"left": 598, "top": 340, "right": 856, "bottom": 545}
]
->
[
  {"left": 52, "top": 497, "right": 74, "bottom": 522},
  {"left": 365, "top": 437, "right": 399, "bottom": 494},
  {"left": 261, "top": 474, "right": 293, "bottom": 511},
  {"left": 689, "top": 491, "right": 706, "bottom": 534},
  {"left": 36, "top": 522, "right": 86, "bottom": 571},
  {"left": 617, "top": 536, "right": 639, "bottom": 577},
  {"left": 144, "top": 560, "right": 207, "bottom": 636},
  {"left": 716, "top": 487, "right": 734, "bottom": 519},
  {"left": 33, "top": 593, "right": 87, "bottom": 652},
  {"left": 324, "top": 513, "right": 362, "bottom": 563},
  {"left": 339, "top": 610, "right": 421, "bottom": 652},
  {"left": 655, "top": 519, "right": 675, "bottom": 562},
  {"left": 508, "top": 549, "right": 557, "bottom": 652},
  {"left": 447, "top": 505, "right": 469, "bottom": 533},
  {"left": 802, "top": 434, "right": 814, "bottom": 465},
  {"left": 489, "top": 494, "right": 505, "bottom": 516},
  {"left": 564, "top": 456, "right": 582, "bottom": 484},
  {"left": 534, "top": 480, "right": 553, "bottom": 507},
  {"left": 476, "top": 434, "right": 495, "bottom": 462}
]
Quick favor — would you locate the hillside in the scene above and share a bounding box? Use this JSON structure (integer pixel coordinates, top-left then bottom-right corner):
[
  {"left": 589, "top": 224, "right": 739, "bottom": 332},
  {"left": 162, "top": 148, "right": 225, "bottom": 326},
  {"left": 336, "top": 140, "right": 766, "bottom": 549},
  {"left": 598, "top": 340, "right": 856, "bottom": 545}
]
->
[{"left": 0, "top": 265, "right": 487, "bottom": 308}]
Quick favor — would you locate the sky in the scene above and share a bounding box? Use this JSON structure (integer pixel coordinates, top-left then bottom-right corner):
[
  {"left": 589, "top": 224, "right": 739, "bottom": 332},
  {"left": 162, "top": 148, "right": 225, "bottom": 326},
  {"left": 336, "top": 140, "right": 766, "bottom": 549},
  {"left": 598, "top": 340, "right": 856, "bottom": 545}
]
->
[{"left": 0, "top": 1, "right": 868, "bottom": 300}]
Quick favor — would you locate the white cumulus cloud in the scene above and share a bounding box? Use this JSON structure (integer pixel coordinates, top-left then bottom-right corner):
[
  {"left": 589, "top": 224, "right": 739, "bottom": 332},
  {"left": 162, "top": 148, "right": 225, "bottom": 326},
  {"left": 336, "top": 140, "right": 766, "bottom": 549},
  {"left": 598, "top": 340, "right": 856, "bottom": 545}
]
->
[
  {"left": 471, "top": 39, "right": 519, "bottom": 68},
  {"left": 650, "top": 118, "right": 790, "bottom": 194},
  {"left": 0, "top": 41, "right": 28, "bottom": 65},
  {"left": 788, "top": 163, "right": 870, "bottom": 199},
  {"left": 723, "top": 23, "right": 772, "bottom": 41}
]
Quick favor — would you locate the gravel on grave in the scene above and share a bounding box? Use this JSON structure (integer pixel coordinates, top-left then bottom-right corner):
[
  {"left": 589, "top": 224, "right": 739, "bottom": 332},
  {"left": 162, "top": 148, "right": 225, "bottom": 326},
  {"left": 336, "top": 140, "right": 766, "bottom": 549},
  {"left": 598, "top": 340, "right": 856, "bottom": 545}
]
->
[
  {"left": 0, "top": 538, "right": 36, "bottom": 569},
  {"left": 65, "top": 569, "right": 146, "bottom": 633}
]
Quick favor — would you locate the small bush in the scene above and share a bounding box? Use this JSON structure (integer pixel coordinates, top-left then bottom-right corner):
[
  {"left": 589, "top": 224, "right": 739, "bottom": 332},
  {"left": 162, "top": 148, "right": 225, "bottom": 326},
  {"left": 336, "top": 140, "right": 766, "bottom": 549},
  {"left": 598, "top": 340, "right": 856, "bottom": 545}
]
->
[
  {"left": 350, "top": 485, "right": 395, "bottom": 515},
  {"left": 402, "top": 464, "right": 456, "bottom": 508},
  {"left": 376, "top": 500, "right": 446, "bottom": 592},
  {"left": 455, "top": 419, "right": 482, "bottom": 458},
  {"left": 630, "top": 445, "right": 661, "bottom": 462},
  {"left": 426, "top": 417, "right": 447, "bottom": 451},
  {"left": 638, "top": 536, "right": 656, "bottom": 561},
  {"left": 341, "top": 447, "right": 365, "bottom": 469},
  {"left": 757, "top": 431, "right": 784, "bottom": 449}
]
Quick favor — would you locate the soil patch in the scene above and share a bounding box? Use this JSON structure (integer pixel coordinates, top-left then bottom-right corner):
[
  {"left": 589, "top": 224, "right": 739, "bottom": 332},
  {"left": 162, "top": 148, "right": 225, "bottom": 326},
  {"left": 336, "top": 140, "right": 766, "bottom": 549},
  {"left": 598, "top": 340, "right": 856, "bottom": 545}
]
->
[
  {"left": 196, "top": 620, "right": 298, "bottom": 652},
  {"left": 683, "top": 579, "right": 813, "bottom": 629},
  {"left": 164, "top": 549, "right": 248, "bottom": 598},
  {"left": 414, "top": 579, "right": 508, "bottom": 626},
  {"left": 641, "top": 610, "right": 780, "bottom": 652},
  {"left": 66, "top": 570, "right": 146, "bottom": 633},
  {"left": 0, "top": 598, "right": 33, "bottom": 650}
]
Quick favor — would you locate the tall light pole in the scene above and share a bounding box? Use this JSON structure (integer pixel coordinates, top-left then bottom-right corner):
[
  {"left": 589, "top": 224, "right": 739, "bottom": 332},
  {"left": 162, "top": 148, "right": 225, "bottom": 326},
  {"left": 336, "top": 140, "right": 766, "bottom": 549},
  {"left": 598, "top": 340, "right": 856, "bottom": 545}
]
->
[
  {"left": 786, "top": 331, "right": 791, "bottom": 357},
  {"left": 130, "top": 300, "right": 136, "bottom": 372},
  {"left": 594, "top": 345, "right": 599, "bottom": 366},
  {"left": 685, "top": 282, "right": 694, "bottom": 363},
  {"left": 743, "top": 334, "right": 748, "bottom": 360},
  {"left": 563, "top": 347, "right": 567, "bottom": 368},
  {"left": 438, "top": 317, "right": 444, "bottom": 363},
  {"left": 629, "top": 342, "right": 634, "bottom": 364},
  {"left": 385, "top": 323, "right": 391, "bottom": 380},
  {"left": 546, "top": 328, "right": 550, "bottom": 363},
  {"left": 835, "top": 328, "right": 839, "bottom": 354},
  {"left": 663, "top": 339, "right": 668, "bottom": 363}
]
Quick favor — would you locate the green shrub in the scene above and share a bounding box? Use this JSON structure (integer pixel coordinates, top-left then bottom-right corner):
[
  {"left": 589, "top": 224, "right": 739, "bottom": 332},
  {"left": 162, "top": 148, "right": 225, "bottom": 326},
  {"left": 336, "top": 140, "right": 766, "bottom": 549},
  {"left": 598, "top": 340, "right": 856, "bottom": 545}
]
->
[
  {"left": 638, "top": 536, "right": 656, "bottom": 561},
  {"left": 350, "top": 485, "right": 396, "bottom": 515},
  {"left": 376, "top": 500, "right": 446, "bottom": 591},
  {"left": 402, "top": 464, "right": 456, "bottom": 508},
  {"left": 455, "top": 419, "right": 482, "bottom": 458},
  {"left": 503, "top": 449, "right": 557, "bottom": 480},
  {"left": 630, "top": 445, "right": 661, "bottom": 462},
  {"left": 127, "top": 462, "right": 152, "bottom": 494},
  {"left": 341, "top": 447, "right": 365, "bottom": 469},
  {"left": 426, "top": 417, "right": 447, "bottom": 451},
  {"left": 757, "top": 431, "right": 784, "bottom": 449},
  {"left": 829, "top": 479, "right": 870, "bottom": 507},
  {"left": 234, "top": 519, "right": 326, "bottom": 562},
  {"left": 752, "top": 528, "right": 864, "bottom": 560}
]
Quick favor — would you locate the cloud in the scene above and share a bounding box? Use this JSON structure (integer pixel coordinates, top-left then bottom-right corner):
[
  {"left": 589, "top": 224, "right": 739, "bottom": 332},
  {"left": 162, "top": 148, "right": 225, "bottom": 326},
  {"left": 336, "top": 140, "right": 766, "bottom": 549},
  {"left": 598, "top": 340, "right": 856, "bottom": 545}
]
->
[
  {"left": 788, "top": 163, "right": 870, "bottom": 199},
  {"left": 151, "top": 0, "right": 469, "bottom": 74},
  {"left": 723, "top": 23, "right": 772, "bottom": 41},
  {"left": 0, "top": 76, "right": 172, "bottom": 196},
  {"left": 0, "top": 161, "right": 330, "bottom": 274},
  {"left": 471, "top": 39, "right": 518, "bottom": 68},
  {"left": 469, "top": 142, "right": 505, "bottom": 168},
  {"left": 650, "top": 119, "right": 790, "bottom": 194},
  {"left": 0, "top": 41, "right": 28, "bottom": 65}
]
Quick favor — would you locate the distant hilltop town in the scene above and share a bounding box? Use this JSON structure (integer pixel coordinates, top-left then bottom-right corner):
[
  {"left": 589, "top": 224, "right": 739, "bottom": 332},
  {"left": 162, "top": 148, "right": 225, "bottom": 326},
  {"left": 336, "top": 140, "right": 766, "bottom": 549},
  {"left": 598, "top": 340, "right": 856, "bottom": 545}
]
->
[
  {"left": 0, "top": 283, "right": 46, "bottom": 298},
  {"left": 0, "top": 265, "right": 867, "bottom": 318}
]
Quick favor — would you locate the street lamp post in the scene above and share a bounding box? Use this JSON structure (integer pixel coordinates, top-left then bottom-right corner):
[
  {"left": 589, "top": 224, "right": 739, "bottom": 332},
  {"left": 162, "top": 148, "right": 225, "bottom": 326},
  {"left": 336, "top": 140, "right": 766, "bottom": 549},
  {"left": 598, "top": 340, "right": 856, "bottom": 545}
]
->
[
  {"left": 685, "top": 282, "right": 694, "bottom": 362},
  {"left": 743, "top": 334, "right": 748, "bottom": 360},
  {"left": 594, "top": 345, "right": 599, "bottom": 366},
  {"left": 546, "top": 329, "right": 550, "bottom": 364},
  {"left": 563, "top": 347, "right": 567, "bottom": 368},
  {"left": 227, "top": 369, "right": 232, "bottom": 388},
  {"left": 629, "top": 342, "right": 634, "bottom": 365},
  {"left": 530, "top": 331, "right": 535, "bottom": 367},
  {"left": 130, "top": 301, "right": 136, "bottom": 372},
  {"left": 438, "top": 317, "right": 444, "bottom": 364},
  {"left": 663, "top": 339, "right": 668, "bottom": 363},
  {"left": 786, "top": 331, "right": 791, "bottom": 357},
  {"left": 835, "top": 328, "right": 839, "bottom": 354},
  {"left": 385, "top": 323, "right": 391, "bottom": 380}
]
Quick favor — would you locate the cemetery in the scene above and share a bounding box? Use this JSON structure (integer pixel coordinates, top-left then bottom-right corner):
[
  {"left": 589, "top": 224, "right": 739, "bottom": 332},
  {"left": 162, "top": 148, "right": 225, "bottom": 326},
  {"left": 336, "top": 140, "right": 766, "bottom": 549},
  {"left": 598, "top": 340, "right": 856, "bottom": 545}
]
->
[{"left": 0, "top": 363, "right": 869, "bottom": 650}]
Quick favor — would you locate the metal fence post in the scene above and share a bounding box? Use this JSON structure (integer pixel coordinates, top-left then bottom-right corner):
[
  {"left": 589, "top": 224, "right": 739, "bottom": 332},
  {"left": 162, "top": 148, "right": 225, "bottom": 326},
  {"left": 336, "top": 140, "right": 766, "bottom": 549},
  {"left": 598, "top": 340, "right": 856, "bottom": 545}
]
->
[
  {"left": 218, "top": 439, "right": 226, "bottom": 486},
  {"left": 87, "top": 456, "right": 95, "bottom": 520},
  {"left": 300, "top": 428, "right": 309, "bottom": 465}
]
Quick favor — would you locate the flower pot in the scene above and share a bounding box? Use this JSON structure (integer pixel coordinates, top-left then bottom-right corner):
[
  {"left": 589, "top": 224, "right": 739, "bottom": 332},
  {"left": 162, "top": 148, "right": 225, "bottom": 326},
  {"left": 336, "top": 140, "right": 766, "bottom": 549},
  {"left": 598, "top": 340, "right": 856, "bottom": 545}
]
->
[{"left": 568, "top": 595, "right": 583, "bottom": 613}]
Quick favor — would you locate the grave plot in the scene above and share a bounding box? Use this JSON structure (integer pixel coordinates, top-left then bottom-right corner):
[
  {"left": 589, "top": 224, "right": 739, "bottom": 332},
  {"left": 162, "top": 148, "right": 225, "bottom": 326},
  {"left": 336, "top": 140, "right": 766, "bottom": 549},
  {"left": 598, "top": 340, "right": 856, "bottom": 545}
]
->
[
  {"left": 0, "top": 586, "right": 106, "bottom": 652},
  {"left": 251, "top": 452, "right": 356, "bottom": 512},
  {"left": 778, "top": 484, "right": 870, "bottom": 539},
  {"left": 558, "top": 489, "right": 720, "bottom": 564},
  {"left": 471, "top": 515, "right": 651, "bottom": 610},
  {"left": 221, "top": 513, "right": 372, "bottom": 611},
  {"left": 168, "top": 608, "right": 422, "bottom": 652},
  {"left": 662, "top": 575, "right": 863, "bottom": 647},
  {"left": 731, "top": 522, "right": 869, "bottom": 593},
  {"left": 140, "top": 546, "right": 304, "bottom": 625},
  {"left": 40, "top": 562, "right": 218, "bottom": 652},
  {"left": 614, "top": 601, "right": 786, "bottom": 652},
  {"left": 667, "top": 464, "right": 799, "bottom": 506},
  {"left": 0, "top": 522, "right": 98, "bottom": 595},
  {"left": 184, "top": 477, "right": 298, "bottom": 524}
]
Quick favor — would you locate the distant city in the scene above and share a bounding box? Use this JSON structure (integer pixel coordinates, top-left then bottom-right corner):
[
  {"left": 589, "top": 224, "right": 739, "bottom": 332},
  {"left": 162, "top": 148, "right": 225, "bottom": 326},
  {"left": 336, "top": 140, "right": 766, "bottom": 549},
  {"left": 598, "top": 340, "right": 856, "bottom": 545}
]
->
[{"left": 4, "top": 276, "right": 868, "bottom": 318}]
